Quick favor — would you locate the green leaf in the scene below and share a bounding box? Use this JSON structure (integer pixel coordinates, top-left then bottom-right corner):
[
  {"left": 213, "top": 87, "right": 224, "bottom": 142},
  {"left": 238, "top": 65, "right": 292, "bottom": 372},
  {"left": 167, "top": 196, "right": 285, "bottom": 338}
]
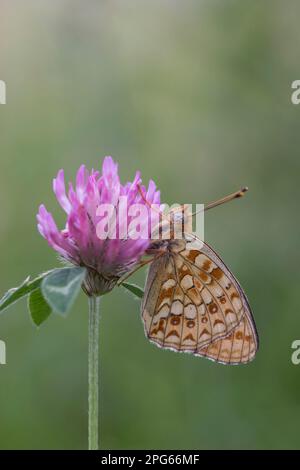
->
[
  {"left": 121, "top": 282, "right": 144, "bottom": 299},
  {"left": 41, "top": 267, "right": 87, "bottom": 316},
  {"left": 28, "top": 288, "right": 52, "bottom": 327},
  {"left": 0, "top": 271, "right": 52, "bottom": 314}
]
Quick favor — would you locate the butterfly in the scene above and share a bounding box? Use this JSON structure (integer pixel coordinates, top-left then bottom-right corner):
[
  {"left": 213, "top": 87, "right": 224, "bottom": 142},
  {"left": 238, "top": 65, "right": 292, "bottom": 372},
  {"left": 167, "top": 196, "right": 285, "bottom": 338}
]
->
[
  {"left": 142, "top": 233, "right": 258, "bottom": 364},
  {"left": 122, "top": 187, "right": 258, "bottom": 365}
]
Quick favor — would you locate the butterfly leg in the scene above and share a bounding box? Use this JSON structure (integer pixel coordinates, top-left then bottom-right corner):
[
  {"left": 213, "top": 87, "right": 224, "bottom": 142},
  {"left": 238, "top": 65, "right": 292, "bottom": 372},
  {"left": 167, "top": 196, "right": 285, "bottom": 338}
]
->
[{"left": 117, "top": 251, "right": 165, "bottom": 286}]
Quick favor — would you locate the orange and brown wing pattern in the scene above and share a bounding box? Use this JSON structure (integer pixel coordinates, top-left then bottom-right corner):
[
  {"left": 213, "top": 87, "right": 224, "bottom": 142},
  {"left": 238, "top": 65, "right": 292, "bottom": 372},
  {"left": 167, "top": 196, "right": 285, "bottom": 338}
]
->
[
  {"left": 141, "top": 234, "right": 258, "bottom": 364},
  {"left": 141, "top": 254, "right": 179, "bottom": 347},
  {"left": 197, "top": 313, "right": 258, "bottom": 364}
]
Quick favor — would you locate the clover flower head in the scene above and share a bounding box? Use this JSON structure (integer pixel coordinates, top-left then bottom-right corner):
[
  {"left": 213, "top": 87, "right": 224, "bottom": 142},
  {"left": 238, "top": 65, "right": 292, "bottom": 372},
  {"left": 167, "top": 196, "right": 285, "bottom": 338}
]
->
[{"left": 37, "top": 156, "right": 161, "bottom": 295}]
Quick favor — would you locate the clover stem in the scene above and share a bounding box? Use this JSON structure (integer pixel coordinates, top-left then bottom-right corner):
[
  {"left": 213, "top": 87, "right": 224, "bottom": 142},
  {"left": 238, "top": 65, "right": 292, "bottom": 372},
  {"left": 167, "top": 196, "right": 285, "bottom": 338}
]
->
[{"left": 88, "top": 295, "right": 100, "bottom": 450}]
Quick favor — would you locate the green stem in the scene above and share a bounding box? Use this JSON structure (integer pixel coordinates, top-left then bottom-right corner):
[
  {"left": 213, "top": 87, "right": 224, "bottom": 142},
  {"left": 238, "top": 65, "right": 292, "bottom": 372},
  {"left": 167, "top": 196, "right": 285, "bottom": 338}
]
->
[{"left": 88, "top": 295, "right": 100, "bottom": 450}]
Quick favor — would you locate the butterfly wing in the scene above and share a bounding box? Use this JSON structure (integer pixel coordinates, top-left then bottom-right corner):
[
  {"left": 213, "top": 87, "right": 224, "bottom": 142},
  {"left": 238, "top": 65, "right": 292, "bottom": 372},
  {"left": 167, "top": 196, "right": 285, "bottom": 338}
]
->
[
  {"left": 189, "top": 235, "right": 258, "bottom": 363},
  {"left": 198, "top": 313, "right": 258, "bottom": 364},
  {"left": 141, "top": 253, "right": 179, "bottom": 348},
  {"left": 141, "top": 235, "right": 258, "bottom": 364}
]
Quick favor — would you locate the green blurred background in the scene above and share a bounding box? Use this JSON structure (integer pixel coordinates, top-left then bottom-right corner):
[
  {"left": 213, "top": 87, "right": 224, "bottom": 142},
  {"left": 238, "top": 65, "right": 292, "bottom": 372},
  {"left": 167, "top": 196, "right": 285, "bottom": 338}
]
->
[{"left": 0, "top": 0, "right": 299, "bottom": 450}]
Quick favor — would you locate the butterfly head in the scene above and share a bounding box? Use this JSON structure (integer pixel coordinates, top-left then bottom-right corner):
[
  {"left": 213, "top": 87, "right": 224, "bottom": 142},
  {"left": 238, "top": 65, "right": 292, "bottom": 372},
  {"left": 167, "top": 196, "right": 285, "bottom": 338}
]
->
[
  {"left": 148, "top": 204, "right": 193, "bottom": 245},
  {"left": 165, "top": 204, "right": 193, "bottom": 239}
]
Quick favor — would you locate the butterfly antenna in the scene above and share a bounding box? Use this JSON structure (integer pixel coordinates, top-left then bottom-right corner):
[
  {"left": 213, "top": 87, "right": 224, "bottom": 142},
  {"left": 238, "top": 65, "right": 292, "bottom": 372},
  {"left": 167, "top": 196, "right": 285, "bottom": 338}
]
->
[
  {"left": 191, "top": 187, "right": 248, "bottom": 216},
  {"left": 137, "top": 184, "right": 152, "bottom": 209},
  {"left": 137, "top": 184, "right": 169, "bottom": 220}
]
